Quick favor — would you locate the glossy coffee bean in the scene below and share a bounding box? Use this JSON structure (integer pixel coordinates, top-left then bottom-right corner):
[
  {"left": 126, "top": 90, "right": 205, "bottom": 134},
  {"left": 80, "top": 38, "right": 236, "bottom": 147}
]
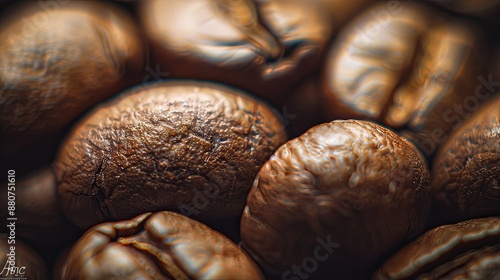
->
[
  {"left": 139, "top": 0, "right": 332, "bottom": 104},
  {"left": 241, "top": 120, "right": 430, "bottom": 279},
  {"left": 374, "top": 217, "right": 500, "bottom": 279},
  {"left": 63, "top": 212, "right": 263, "bottom": 280},
  {"left": 321, "top": 2, "right": 488, "bottom": 156}
]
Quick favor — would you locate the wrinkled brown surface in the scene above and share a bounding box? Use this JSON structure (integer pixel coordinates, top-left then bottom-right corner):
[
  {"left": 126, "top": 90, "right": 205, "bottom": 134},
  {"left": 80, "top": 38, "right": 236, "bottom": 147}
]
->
[
  {"left": 0, "top": 234, "right": 47, "bottom": 280},
  {"left": 431, "top": 95, "right": 500, "bottom": 223},
  {"left": 64, "top": 212, "right": 263, "bottom": 280},
  {"left": 322, "top": 2, "right": 487, "bottom": 156},
  {"left": 0, "top": 1, "right": 146, "bottom": 151},
  {"left": 56, "top": 81, "right": 287, "bottom": 228},
  {"left": 139, "top": 0, "right": 332, "bottom": 104},
  {"left": 241, "top": 120, "right": 430, "bottom": 279},
  {"left": 374, "top": 217, "right": 500, "bottom": 280}
]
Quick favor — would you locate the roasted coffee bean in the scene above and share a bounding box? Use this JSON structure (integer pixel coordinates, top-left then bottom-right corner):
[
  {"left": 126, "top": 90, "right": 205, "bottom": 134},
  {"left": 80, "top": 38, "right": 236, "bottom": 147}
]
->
[
  {"left": 321, "top": 2, "right": 489, "bottom": 157},
  {"left": 373, "top": 217, "right": 500, "bottom": 279},
  {"left": 63, "top": 212, "right": 263, "bottom": 280},
  {"left": 139, "top": 0, "right": 332, "bottom": 104},
  {"left": 0, "top": 1, "right": 146, "bottom": 151},
  {"left": 241, "top": 120, "right": 430, "bottom": 279},
  {"left": 56, "top": 81, "right": 287, "bottom": 228},
  {"left": 431, "top": 95, "right": 500, "bottom": 223}
]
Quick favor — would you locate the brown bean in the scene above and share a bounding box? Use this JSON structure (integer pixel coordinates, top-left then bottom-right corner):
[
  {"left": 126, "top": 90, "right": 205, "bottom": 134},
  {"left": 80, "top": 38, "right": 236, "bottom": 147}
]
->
[
  {"left": 374, "top": 217, "right": 500, "bottom": 279},
  {"left": 321, "top": 2, "right": 489, "bottom": 157},
  {"left": 431, "top": 94, "right": 500, "bottom": 224},
  {"left": 55, "top": 81, "right": 287, "bottom": 228},
  {"left": 139, "top": 0, "right": 332, "bottom": 104},
  {"left": 241, "top": 120, "right": 430, "bottom": 279},
  {"left": 63, "top": 212, "right": 263, "bottom": 280},
  {"left": 0, "top": 1, "right": 146, "bottom": 151}
]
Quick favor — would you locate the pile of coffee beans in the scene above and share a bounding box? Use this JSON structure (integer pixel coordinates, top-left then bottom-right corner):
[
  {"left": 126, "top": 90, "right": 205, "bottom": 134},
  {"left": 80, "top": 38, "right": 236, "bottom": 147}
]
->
[{"left": 0, "top": 0, "right": 498, "bottom": 279}]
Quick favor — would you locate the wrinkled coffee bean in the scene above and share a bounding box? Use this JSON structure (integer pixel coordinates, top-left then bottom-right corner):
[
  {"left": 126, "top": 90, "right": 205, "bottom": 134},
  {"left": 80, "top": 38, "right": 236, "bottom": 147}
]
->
[
  {"left": 139, "top": 0, "right": 332, "bottom": 104},
  {"left": 63, "top": 212, "right": 263, "bottom": 280},
  {"left": 56, "top": 81, "right": 287, "bottom": 228},
  {"left": 0, "top": 1, "right": 146, "bottom": 151},
  {"left": 0, "top": 234, "right": 47, "bottom": 280},
  {"left": 241, "top": 120, "right": 430, "bottom": 279},
  {"left": 321, "top": 2, "right": 488, "bottom": 156},
  {"left": 431, "top": 94, "right": 500, "bottom": 223},
  {"left": 373, "top": 217, "right": 500, "bottom": 279}
]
